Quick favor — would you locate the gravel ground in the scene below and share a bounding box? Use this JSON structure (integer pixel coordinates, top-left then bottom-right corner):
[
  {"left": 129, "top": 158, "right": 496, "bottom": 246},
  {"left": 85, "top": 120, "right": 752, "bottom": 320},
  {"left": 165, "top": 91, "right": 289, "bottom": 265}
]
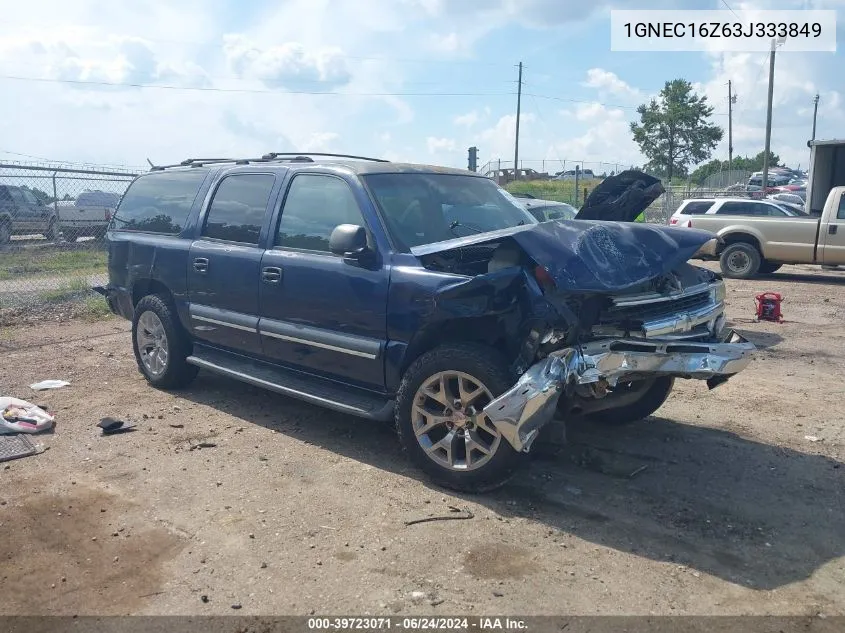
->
[{"left": 0, "top": 263, "right": 843, "bottom": 616}]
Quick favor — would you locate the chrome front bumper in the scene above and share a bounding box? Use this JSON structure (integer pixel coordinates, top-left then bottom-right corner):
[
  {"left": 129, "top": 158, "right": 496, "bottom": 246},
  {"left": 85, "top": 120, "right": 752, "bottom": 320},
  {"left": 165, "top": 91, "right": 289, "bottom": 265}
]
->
[{"left": 483, "top": 330, "right": 755, "bottom": 453}]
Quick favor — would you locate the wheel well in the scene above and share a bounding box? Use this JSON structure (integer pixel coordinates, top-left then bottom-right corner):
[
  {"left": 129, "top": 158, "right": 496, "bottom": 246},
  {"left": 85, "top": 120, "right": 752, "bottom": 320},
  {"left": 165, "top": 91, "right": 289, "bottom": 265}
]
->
[
  {"left": 721, "top": 232, "right": 762, "bottom": 253},
  {"left": 132, "top": 278, "right": 173, "bottom": 306},
  {"left": 401, "top": 317, "right": 509, "bottom": 375}
]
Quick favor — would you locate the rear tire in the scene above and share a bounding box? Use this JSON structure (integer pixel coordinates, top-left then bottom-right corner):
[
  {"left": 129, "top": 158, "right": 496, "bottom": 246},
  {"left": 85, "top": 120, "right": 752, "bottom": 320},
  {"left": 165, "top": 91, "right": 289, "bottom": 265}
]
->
[
  {"left": 132, "top": 294, "right": 198, "bottom": 389},
  {"left": 759, "top": 261, "right": 782, "bottom": 274},
  {"left": 63, "top": 228, "right": 80, "bottom": 243},
  {"left": 587, "top": 377, "right": 674, "bottom": 426},
  {"left": 0, "top": 221, "right": 10, "bottom": 245},
  {"left": 720, "top": 242, "right": 761, "bottom": 279},
  {"left": 395, "top": 343, "right": 524, "bottom": 493}
]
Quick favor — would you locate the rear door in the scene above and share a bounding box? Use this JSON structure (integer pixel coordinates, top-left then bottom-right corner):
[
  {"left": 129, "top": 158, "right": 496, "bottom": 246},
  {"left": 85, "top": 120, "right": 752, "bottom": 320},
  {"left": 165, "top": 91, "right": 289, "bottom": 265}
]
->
[
  {"left": 820, "top": 193, "right": 845, "bottom": 264},
  {"left": 187, "top": 172, "right": 279, "bottom": 355},
  {"left": 257, "top": 172, "right": 389, "bottom": 390}
]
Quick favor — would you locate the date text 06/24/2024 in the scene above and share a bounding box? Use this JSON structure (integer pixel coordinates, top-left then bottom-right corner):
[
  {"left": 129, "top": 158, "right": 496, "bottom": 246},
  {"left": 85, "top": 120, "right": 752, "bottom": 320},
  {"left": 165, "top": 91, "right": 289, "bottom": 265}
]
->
[
  {"left": 307, "top": 617, "right": 528, "bottom": 631},
  {"left": 610, "top": 9, "right": 837, "bottom": 52}
]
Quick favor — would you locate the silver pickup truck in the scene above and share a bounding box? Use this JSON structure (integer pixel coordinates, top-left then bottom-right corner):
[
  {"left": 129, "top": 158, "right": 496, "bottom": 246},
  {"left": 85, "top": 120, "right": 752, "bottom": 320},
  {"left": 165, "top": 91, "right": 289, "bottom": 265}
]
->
[{"left": 668, "top": 188, "right": 845, "bottom": 278}]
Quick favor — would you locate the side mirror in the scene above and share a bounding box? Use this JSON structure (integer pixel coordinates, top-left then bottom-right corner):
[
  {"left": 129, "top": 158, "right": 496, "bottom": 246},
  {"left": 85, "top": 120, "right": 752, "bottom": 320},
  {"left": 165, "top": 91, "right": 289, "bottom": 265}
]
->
[{"left": 329, "top": 224, "right": 368, "bottom": 257}]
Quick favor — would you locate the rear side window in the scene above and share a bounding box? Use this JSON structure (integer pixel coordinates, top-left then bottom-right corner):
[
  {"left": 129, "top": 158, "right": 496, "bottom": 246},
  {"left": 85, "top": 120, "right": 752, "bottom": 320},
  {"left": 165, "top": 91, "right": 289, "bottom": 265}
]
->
[
  {"left": 679, "top": 201, "right": 714, "bottom": 215},
  {"left": 202, "top": 174, "right": 276, "bottom": 244},
  {"left": 838, "top": 195, "right": 845, "bottom": 220},
  {"left": 112, "top": 171, "right": 207, "bottom": 234},
  {"left": 717, "top": 201, "right": 765, "bottom": 216}
]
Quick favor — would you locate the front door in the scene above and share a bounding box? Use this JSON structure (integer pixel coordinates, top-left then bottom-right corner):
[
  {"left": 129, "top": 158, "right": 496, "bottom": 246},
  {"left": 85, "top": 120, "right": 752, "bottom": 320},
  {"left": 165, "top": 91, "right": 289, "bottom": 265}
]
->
[
  {"left": 820, "top": 194, "right": 845, "bottom": 265},
  {"left": 187, "top": 173, "right": 278, "bottom": 355},
  {"left": 258, "top": 173, "right": 389, "bottom": 390}
]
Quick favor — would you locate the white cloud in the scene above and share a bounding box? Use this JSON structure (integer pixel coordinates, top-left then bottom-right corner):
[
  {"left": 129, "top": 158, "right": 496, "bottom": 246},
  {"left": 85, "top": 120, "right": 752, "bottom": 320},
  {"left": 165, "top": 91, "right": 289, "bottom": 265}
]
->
[
  {"left": 453, "top": 110, "right": 481, "bottom": 127},
  {"left": 428, "top": 32, "right": 462, "bottom": 53},
  {"left": 223, "top": 35, "right": 351, "bottom": 87},
  {"left": 303, "top": 132, "right": 341, "bottom": 151},
  {"left": 583, "top": 68, "right": 641, "bottom": 99},
  {"left": 426, "top": 137, "right": 457, "bottom": 153}
]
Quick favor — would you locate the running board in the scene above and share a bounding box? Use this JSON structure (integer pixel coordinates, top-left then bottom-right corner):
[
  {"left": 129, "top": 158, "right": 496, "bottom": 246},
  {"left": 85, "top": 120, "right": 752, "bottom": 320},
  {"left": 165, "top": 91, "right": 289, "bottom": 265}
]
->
[{"left": 187, "top": 346, "right": 394, "bottom": 421}]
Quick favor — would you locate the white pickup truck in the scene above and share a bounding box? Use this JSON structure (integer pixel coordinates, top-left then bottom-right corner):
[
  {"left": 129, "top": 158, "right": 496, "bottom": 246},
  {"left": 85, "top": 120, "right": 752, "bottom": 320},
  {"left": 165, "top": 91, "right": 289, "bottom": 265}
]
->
[
  {"left": 672, "top": 187, "right": 845, "bottom": 278},
  {"left": 55, "top": 190, "right": 120, "bottom": 241}
]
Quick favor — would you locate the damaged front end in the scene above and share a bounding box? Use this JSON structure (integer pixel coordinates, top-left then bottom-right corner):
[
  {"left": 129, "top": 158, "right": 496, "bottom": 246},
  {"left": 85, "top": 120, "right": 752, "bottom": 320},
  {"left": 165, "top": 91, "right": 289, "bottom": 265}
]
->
[
  {"left": 484, "top": 328, "right": 754, "bottom": 452},
  {"left": 412, "top": 186, "right": 756, "bottom": 455}
]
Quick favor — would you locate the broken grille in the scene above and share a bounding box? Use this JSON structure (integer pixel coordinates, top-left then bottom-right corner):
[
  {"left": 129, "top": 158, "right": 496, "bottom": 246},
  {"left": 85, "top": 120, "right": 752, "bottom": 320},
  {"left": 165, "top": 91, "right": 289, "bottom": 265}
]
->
[{"left": 601, "top": 290, "right": 713, "bottom": 324}]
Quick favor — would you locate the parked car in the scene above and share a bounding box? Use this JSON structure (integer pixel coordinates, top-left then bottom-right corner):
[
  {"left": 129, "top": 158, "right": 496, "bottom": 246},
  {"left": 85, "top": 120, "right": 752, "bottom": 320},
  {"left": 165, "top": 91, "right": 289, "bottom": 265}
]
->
[
  {"left": 97, "top": 156, "right": 754, "bottom": 492},
  {"left": 518, "top": 198, "right": 577, "bottom": 222},
  {"left": 554, "top": 169, "right": 596, "bottom": 181},
  {"left": 0, "top": 184, "right": 60, "bottom": 244},
  {"left": 56, "top": 190, "right": 120, "bottom": 241},
  {"left": 668, "top": 192, "right": 845, "bottom": 278}
]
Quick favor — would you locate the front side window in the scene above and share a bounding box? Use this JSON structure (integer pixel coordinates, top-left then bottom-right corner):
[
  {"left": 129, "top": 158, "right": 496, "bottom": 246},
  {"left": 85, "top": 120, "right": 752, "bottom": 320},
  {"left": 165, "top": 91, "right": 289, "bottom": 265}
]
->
[
  {"left": 363, "top": 173, "right": 537, "bottom": 251},
  {"left": 276, "top": 174, "right": 365, "bottom": 252},
  {"left": 717, "top": 201, "right": 762, "bottom": 216},
  {"left": 203, "top": 174, "right": 276, "bottom": 244}
]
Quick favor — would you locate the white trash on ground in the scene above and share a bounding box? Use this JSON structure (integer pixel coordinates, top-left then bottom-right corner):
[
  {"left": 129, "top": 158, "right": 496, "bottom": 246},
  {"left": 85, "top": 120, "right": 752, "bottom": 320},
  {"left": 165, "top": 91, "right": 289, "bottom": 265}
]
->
[
  {"left": 29, "top": 380, "right": 70, "bottom": 391},
  {"left": 1, "top": 397, "right": 55, "bottom": 434}
]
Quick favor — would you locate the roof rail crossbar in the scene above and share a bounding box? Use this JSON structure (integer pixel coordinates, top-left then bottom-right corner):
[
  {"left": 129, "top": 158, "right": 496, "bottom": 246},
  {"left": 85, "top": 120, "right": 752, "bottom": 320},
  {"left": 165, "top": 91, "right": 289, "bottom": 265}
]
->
[{"left": 261, "top": 152, "right": 389, "bottom": 163}]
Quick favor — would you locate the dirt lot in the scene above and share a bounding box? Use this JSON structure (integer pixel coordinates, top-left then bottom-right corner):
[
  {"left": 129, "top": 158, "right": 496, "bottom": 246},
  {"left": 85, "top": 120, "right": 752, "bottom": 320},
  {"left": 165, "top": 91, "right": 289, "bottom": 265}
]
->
[{"left": 1, "top": 263, "right": 843, "bottom": 616}]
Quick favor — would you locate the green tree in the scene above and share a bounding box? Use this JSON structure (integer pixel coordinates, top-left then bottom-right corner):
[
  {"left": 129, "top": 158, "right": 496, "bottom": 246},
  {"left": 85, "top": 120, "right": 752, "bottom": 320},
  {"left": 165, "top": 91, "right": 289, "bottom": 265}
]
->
[
  {"left": 689, "top": 150, "right": 782, "bottom": 184},
  {"left": 630, "top": 79, "right": 723, "bottom": 181}
]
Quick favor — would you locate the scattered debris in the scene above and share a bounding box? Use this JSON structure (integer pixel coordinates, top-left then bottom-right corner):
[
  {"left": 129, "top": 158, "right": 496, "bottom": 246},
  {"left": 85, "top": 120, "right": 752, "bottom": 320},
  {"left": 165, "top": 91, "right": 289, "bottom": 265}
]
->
[
  {"left": 189, "top": 442, "right": 217, "bottom": 451},
  {"left": 405, "top": 505, "right": 475, "bottom": 526},
  {"left": 231, "top": 603, "right": 242, "bottom": 610},
  {"left": 628, "top": 465, "right": 649, "bottom": 479},
  {"left": 169, "top": 424, "right": 185, "bottom": 429},
  {"left": 200, "top": 595, "right": 209, "bottom": 603},
  {"left": 0, "top": 433, "right": 38, "bottom": 463},
  {"left": 1, "top": 397, "right": 54, "bottom": 434},
  {"left": 805, "top": 435, "right": 821, "bottom": 442},
  {"left": 97, "top": 417, "right": 136, "bottom": 436},
  {"left": 29, "top": 380, "right": 70, "bottom": 391}
]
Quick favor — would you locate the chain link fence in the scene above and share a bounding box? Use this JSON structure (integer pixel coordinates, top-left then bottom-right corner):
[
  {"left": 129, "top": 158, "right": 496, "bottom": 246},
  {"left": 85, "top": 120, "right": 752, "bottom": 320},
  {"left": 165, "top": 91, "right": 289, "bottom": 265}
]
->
[{"left": 0, "top": 163, "right": 139, "bottom": 313}]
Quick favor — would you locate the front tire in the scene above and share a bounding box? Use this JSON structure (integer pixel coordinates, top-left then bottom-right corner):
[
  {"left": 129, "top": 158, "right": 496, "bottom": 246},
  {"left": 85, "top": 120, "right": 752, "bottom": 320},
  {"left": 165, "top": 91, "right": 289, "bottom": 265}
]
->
[
  {"left": 395, "top": 343, "right": 524, "bottom": 493},
  {"left": 132, "top": 294, "right": 198, "bottom": 389},
  {"left": 587, "top": 377, "right": 674, "bottom": 426},
  {"left": 720, "top": 242, "right": 761, "bottom": 279},
  {"left": 759, "top": 261, "right": 782, "bottom": 274},
  {"left": 0, "top": 221, "right": 10, "bottom": 245}
]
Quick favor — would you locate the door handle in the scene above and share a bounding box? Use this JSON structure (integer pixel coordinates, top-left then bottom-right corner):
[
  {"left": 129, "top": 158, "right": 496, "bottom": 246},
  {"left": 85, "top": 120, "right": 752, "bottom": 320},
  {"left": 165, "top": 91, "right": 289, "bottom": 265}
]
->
[
  {"left": 193, "top": 257, "right": 209, "bottom": 273},
  {"left": 830, "top": 225, "right": 838, "bottom": 235},
  {"left": 261, "top": 266, "right": 283, "bottom": 283}
]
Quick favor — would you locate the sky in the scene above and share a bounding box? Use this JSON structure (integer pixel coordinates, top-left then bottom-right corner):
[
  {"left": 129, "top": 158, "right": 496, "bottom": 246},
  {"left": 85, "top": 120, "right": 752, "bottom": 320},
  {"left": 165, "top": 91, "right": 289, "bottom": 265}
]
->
[{"left": 0, "top": 0, "right": 843, "bottom": 174}]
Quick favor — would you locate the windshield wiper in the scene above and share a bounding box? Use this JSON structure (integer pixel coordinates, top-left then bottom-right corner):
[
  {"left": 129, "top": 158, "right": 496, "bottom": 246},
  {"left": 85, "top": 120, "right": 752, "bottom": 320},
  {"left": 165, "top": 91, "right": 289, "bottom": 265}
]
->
[{"left": 449, "top": 220, "right": 484, "bottom": 236}]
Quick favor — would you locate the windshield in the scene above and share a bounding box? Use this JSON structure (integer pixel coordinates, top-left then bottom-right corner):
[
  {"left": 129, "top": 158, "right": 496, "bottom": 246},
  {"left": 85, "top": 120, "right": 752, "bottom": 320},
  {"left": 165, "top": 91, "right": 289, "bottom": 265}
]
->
[{"left": 363, "top": 173, "right": 537, "bottom": 250}]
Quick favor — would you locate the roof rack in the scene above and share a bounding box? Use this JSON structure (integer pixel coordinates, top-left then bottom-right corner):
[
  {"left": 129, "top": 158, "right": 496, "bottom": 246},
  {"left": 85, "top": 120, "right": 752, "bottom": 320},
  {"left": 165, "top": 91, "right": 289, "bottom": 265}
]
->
[
  {"left": 261, "top": 152, "right": 389, "bottom": 163},
  {"left": 149, "top": 152, "right": 389, "bottom": 171}
]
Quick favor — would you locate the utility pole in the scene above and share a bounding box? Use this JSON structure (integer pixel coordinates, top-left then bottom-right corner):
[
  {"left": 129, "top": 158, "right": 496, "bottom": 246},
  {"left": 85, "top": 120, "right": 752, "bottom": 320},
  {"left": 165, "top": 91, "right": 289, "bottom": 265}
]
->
[
  {"left": 811, "top": 93, "right": 820, "bottom": 141},
  {"left": 762, "top": 38, "right": 783, "bottom": 192},
  {"left": 513, "top": 61, "right": 523, "bottom": 182},
  {"left": 728, "top": 80, "right": 734, "bottom": 176}
]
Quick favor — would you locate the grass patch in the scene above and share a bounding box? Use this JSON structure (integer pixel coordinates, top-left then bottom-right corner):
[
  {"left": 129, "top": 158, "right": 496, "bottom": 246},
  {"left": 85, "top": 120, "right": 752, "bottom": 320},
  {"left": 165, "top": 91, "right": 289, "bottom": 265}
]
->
[
  {"left": 0, "top": 247, "right": 107, "bottom": 280},
  {"left": 79, "top": 295, "right": 113, "bottom": 320},
  {"left": 37, "top": 278, "right": 94, "bottom": 303},
  {"left": 506, "top": 179, "right": 602, "bottom": 205}
]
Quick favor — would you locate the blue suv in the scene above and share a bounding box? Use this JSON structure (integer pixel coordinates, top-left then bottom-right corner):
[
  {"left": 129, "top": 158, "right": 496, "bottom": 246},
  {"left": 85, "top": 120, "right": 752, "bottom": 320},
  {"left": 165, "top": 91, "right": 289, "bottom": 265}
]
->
[{"left": 99, "top": 155, "right": 754, "bottom": 492}]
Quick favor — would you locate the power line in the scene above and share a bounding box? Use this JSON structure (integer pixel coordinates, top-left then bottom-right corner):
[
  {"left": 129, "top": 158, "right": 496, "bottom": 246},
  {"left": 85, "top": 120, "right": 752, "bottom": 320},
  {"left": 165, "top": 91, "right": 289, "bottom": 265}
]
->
[
  {"left": 0, "top": 74, "right": 514, "bottom": 97},
  {"left": 720, "top": 0, "right": 740, "bottom": 19}
]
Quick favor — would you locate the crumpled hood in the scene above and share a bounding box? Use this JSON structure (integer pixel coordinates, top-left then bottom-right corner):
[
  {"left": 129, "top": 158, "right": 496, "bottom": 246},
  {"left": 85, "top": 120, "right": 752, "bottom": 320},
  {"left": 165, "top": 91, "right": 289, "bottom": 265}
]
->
[
  {"left": 411, "top": 220, "right": 715, "bottom": 293},
  {"left": 509, "top": 220, "right": 714, "bottom": 292},
  {"left": 574, "top": 170, "right": 665, "bottom": 222}
]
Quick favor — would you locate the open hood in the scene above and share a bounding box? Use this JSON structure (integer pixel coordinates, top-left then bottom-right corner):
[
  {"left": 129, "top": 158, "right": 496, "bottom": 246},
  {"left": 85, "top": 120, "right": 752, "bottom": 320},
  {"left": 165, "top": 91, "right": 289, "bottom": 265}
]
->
[
  {"left": 574, "top": 170, "right": 665, "bottom": 222},
  {"left": 411, "top": 220, "right": 715, "bottom": 293}
]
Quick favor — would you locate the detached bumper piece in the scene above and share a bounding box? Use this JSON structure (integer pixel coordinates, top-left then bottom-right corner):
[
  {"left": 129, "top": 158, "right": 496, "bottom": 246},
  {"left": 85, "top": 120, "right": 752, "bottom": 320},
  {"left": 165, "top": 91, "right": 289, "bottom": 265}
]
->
[{"left": 484, "top": 330, "right": 755, "bottom": 453}]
